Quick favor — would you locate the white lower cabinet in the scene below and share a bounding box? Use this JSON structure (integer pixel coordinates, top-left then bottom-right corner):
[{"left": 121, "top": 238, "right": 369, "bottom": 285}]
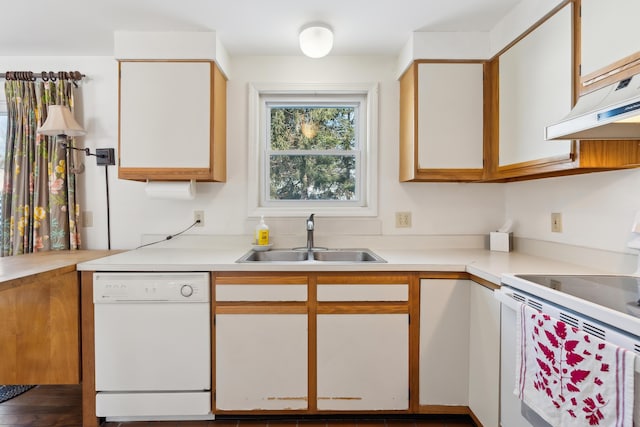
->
[
  {"left": 419, "top": 279, "right": 500, "bottom": 426},
  {"left": 213, "top": 274, "right": 498, "bottom": 421},
  {"left": 317, "top": 313, "right": 409, "bottom": 410},
  {"left": 468, "top": 284, "right": 500, "bottom": 427},
  {"left": 215, "top": 313, "right": 308, "bottom": 410},
  {"left": 420, "top": 279, "right": 471, "bottom": 405}
]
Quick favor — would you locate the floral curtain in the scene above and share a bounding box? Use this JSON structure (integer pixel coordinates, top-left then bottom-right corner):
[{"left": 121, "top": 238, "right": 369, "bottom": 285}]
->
[{"left": 1, "top": 79, "right": 81, "bottom": 256}]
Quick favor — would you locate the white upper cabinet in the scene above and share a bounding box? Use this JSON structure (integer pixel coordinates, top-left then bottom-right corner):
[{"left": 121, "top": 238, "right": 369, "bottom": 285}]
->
[
  {"left": 498, "top": 3, "right": 573, "bottom": 168},
  {"left": 417, "top": 63, "right": 484, "bottom": 170},
  {"left": 581, "top": 0, "right": 640, "bottom": 78},
  {"left": 399, "top": 61, "right": 485, "bottom": 182},
  {"left": 118, "top": 60, "right": 226, "bottom": 182}
]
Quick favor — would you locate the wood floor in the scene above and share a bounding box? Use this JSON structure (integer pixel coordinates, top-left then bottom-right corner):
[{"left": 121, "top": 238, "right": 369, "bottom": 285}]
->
[{"left": 0, "top": 385, "right": 476, "bottom": 427}]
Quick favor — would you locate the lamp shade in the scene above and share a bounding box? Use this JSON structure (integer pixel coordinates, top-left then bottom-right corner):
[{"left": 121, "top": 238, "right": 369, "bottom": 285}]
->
[
  {"left": 37, "top": 105, "right": 86, "bottom": 137},
  {"left": 299, "top": 25, "right": 333, "bottom": 58}
]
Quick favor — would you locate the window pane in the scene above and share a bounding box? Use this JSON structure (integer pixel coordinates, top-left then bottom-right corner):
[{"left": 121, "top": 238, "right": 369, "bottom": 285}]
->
[
  {"left": 269, "top": 154, "right": 356, "bottom": 201},
  {"left": 269, "top": 106, "right": 357, "bottom": 151}
]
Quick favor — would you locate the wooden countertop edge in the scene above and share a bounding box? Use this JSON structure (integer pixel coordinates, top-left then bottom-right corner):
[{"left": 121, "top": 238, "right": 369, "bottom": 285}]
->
[{"left": 0, "top": 250, "right": 120, "bottom": 292}]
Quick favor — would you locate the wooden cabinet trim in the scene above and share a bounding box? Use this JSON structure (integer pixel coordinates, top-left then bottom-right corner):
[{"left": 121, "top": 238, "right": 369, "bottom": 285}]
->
[
  {"left": 580, "top": 50, "right": 640, "bottom": 95},
  {"left": 399, "top": 62, "right": 418, "bottom": 182},
  {"left": 412, "top": 168, "right": 484, "bottom": 182},
  {"left": 418, "top": 272, "right": 469, "bottom": 280},
  {"left": 81, "top": 271, "right": 99, "bottom": 427},
  {"left": 317, "top": 301, "right": 409, "bottom": 314},
  {"left": 215, "top": 302, "right": 307, "bottom": 315},
  {"left": 316, "top": 273, "right": 409, "bottom": 284},
  {"left": 215, "top": 275, "right": 308, "bottom": 285},
  {"left": 468, "top": 274, "right": 500, "bottom": 291}
]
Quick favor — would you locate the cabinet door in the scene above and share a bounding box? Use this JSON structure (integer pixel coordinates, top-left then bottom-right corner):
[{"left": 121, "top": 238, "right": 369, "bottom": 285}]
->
[
  {"left": 0, "top": 271, "right": 79, "bottom": 384},
  {"left": 419, "top": 279, "right": 470, "bottom": 406},
  {"left": 400, "top": 62, "right": 485, "bottom": 182},
  {"left": 118, "top": 60, "right": 226, "bottom": 182},
  {"left": 317, "top": 313, "right": 409, "bottom": 410},
  {"left": 581, "top": 0, "right": 640, "bottom": 79},
  {"left": 497, "top": 4, "right": 573, "bottom": 175},
  {"left": 468, "top": 284, "right": 500, "bottom": 427},
  {"left": 215, "top": 313, "right": 308, "bottom": 410}
]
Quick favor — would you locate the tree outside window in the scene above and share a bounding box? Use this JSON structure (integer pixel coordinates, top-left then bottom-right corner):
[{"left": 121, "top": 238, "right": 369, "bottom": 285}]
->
[{"left": 268, "top": 105, "right": 359, "bottom": 202}]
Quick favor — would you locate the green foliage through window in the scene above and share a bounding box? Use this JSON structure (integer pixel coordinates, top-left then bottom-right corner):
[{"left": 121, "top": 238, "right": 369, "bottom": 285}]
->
[{"left": 267, "top": 105, "right": 359, "bottom": 201}]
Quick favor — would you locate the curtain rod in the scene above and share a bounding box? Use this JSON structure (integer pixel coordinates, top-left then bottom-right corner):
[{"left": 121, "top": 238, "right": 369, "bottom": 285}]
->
[{"left": 1, "top": 71, "right": 85, "bottom": 82}]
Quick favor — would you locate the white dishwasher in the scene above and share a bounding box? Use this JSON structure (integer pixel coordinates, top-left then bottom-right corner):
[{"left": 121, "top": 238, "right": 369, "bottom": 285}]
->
[{"left": 93, "top": 272, "right": 213, "bottom": 422}]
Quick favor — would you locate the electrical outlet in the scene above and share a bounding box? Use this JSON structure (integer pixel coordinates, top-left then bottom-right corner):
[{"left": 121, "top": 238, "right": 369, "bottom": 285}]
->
[
  {"left": 551, "top": 212, "right": 562, "bottom": 233},
  {"left": 193, "top": 210, "right": 204, "bottom": 227},
  {"left": 395, "top": 211, "right": 412, "bottom": 228}
]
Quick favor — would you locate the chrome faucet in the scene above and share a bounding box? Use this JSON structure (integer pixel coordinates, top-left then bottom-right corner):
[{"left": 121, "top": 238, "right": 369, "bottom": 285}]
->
[{"left": 306, "top": 214, "right": 315, "bottom": 251}]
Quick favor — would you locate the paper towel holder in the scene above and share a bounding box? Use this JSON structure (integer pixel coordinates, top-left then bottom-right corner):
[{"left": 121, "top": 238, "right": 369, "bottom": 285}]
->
[{"left": 144, "top": 180, "right": 197, "bottom": 200}]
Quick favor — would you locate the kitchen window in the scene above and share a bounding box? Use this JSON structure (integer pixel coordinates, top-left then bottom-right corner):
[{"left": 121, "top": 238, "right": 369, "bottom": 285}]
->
[{"left": 248, "top": 84, "right": 378, "bottom": 217}]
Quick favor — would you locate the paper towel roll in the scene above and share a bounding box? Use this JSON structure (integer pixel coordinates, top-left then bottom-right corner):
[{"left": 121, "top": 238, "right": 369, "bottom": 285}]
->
[{"left": 144, "top": 180, "right": 196, "bottom": 200}]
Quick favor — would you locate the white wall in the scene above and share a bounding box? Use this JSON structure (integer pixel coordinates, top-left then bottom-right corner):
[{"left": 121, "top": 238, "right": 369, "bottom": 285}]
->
[
  {"left": 505, "top": 169, "right": 640, "bottom": 254},
  {"left": 2, "top": 55, "right": 505, "bottom": 249}
]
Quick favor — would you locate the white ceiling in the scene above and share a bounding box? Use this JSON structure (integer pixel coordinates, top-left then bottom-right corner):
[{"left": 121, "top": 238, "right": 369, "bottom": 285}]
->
[{"left": 0, "top": 0, "right": 522, "bottom": 57}]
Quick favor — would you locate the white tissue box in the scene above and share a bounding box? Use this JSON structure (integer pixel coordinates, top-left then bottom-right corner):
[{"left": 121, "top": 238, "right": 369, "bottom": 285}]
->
[{"left": 490, "top": 232, "right": 513, "bottom": 252}]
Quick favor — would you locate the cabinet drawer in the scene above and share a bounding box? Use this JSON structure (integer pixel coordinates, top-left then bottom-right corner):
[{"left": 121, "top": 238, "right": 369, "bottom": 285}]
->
[
  {"left": 215, "top": 284, "right": 307, "bottom": 302},
  {"left": 317, "top": 284, "right": 408, "bottom": 302}
]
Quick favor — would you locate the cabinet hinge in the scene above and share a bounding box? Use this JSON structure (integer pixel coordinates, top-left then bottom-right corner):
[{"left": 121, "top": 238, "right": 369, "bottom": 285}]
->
[{"left": 408, "top": 314, "right": 411, "bottom": 325}]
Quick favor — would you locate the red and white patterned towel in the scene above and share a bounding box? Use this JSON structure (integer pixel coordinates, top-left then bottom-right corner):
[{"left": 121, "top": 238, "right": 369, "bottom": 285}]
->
[{"left": 515, "top": 302, "right": 635, "bottom": 427}]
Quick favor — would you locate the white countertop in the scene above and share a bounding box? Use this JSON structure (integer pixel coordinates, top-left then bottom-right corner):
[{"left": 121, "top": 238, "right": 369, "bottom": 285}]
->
[{"left": 77, "top": 245, "right": 606, "bottom": 286}]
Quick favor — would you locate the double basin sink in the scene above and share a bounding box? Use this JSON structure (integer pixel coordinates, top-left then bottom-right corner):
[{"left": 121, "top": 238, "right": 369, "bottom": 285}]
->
[{"left": 236, "top": 248, "right": 386, "bottom": 263}]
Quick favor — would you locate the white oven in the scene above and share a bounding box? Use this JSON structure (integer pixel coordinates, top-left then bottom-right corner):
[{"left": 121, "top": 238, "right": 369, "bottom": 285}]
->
[
  {"left": 93, "top": 272, "right": 213, "bottom": 422},
  {"left": 496, "top": 274, "right": 640, "bottom": 427}
]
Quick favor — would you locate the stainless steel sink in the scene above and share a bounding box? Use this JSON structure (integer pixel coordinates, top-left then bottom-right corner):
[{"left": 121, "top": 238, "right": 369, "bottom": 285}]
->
[
  {"left": 237, "top": 249, "right": 309, "bottom": 262},
  {"left": 311, "top": 249, "right": 385, "bottom": 262},
  {"left": 236, "top": 248, "right": 386, "bottom": 263}
]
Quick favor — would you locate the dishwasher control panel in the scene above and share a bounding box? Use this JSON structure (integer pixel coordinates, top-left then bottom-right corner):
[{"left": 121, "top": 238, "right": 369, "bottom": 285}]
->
[{"left": 93, "top": 272, "right": 210, "bottom": 303}]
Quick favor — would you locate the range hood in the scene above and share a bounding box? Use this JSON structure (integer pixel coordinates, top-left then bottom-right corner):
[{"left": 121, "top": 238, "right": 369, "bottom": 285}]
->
[{"left": 545, "top": 73, "right": 640, "bottom": 140}]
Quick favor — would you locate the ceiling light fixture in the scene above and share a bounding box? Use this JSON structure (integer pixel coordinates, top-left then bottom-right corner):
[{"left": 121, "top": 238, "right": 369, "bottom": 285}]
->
[{"left": 299, "top": 24, "right": 334, "bottom": 58}]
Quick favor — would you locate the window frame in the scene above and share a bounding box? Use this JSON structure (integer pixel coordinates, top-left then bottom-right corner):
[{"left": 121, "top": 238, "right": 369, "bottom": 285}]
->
[{"left": 248, "top": 83, "right": 379, "bottom": 218}]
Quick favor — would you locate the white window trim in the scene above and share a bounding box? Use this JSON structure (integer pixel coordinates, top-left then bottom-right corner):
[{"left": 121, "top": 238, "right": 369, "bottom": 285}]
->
[{"left": 248, "top": 83, "right": 379, "bottom": 218}]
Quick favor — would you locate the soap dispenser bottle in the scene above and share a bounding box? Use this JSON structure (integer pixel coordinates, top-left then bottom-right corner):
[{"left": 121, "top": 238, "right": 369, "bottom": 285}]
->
[{"left": 255, "top": 216, "right": 270, "bottom": 246}]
